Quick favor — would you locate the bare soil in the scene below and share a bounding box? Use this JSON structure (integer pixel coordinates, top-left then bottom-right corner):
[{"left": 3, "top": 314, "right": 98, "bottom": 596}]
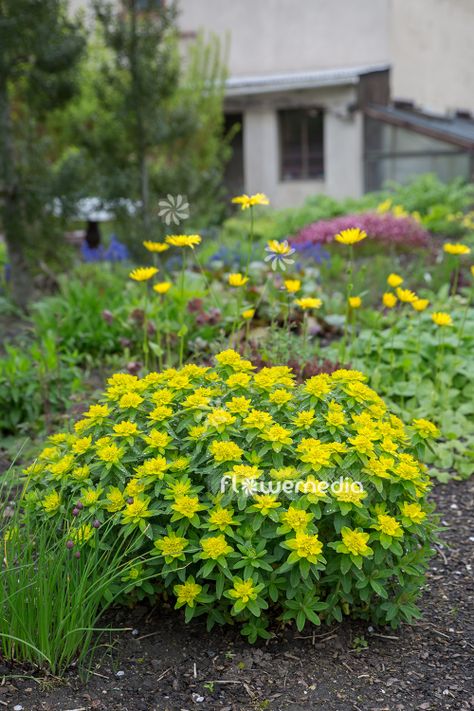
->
[{"left": 0, "top": 479, "right": 473, "bottom": 711}]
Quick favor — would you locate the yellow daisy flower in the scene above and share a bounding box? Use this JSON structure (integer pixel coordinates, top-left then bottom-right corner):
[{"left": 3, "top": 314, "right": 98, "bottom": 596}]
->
[
  {"left": 295, "top": 297, "right": 322, "bottom": 310},
  {"left": 153, "top": 282, "right": 172, "bottom": 294},
  {"left": 228, "top": 273, "right": 248, "bottom": 287},
  {"left": 431, "top": 312, "right": 452, "bottom": 327},
  {"left": 143, "top": 241, "right": 169, "bottom": 253},
  {"left": 334, "top": 228, "right": 367, "bottom": 245},
  {"left": 387, "top": 273, "right": 403, "bottom": 288},
  {"left": 443, "top": 243, "right": 471, "bottom": 256},
  {"left": 129, "top": 267, "right": 159, "bottom": 282},
  {"left": 165, "top": 234, "right": 201, "bottom": 249}
]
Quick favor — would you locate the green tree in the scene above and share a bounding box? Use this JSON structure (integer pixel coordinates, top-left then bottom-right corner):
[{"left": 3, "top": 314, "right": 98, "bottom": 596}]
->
[
  {"left": 0, "top": 0, "right": 84, "bottom": 308},
  {"left": 93, "top": 0, "right": 180, "bottom": 231},
  {"left": 59, "top": 1, "right": 229, "bottom": 253}
]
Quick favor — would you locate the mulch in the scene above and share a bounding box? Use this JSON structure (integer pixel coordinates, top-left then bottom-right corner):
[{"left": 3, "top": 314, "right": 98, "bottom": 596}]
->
[{"left": 1, "top": 478, "right": 473, "bottom": 711}]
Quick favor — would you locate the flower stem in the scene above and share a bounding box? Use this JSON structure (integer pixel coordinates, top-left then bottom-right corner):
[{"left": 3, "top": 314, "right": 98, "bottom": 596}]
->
[
  {"left": 245, "top": 206, "right": 254, "bottom": 278},
  {"left": 193, "top": 250, "right": 221, "bottom": 310},
  {"left": 458, "top": 289, "right": 472, "bottom": 340},
  {"left": 230, "top": 289, "right": 243, "bottom": 347},
  {"left": 179, "top": 252, "right": 187, "bottom": 368},
  {"left": 451, "top": 259, "right": 460, "bottom": 299},
  {"left": 286, "top": 293, "right": 291, "bottom": 340},
  {"left": 339, "top": 245, "right": 354, "bottom": 364},
  {"left": 302, "top": 312, "right": 309, "bottom": 352},
  {"left": 143, "top": 287, "right": 149, "bottom": 372}
]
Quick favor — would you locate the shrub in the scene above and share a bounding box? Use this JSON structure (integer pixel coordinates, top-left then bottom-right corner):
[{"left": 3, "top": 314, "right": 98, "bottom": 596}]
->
[
  {"left": 0, "top": 335, "right": 82, "bottom": 435},
  {"left": 348, "top": 300, "right": 474, "bottom": 481},
  {"left": 219, "top": 175, "right": 471, "bottom": 254},
  {"left": 31, "top": 265, "right": 139, "bottom": 361},
  {"left": 24, "top": 350, "right": 437, "bottom": 640},
  {"left": 292, "top": 212, "right": 430, "bottom": 251},
  {"left": 380, "top": 173, "right": 474, "bottom": 236}
]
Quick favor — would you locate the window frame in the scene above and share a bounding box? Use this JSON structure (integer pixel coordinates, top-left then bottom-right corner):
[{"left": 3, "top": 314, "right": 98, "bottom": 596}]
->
[{"left": 278, "top": 107, "right": 325, "bottom": 182}]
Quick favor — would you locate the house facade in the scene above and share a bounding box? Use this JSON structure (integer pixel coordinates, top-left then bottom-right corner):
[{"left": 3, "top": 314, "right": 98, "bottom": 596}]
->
[
  {"left": 71, "top": 0, "right": 474, "bottom": 206},
  {"left": 178, "top": 0, "right": 391, "bottom": 205},
  {"left": 178, "top": 0, "right": 474, "bottom": 206}
]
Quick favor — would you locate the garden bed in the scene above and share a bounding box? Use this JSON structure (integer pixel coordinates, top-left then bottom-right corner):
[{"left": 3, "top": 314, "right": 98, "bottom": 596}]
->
[{"left": 1, "top": 478, "right": 472, "bottom": 711}]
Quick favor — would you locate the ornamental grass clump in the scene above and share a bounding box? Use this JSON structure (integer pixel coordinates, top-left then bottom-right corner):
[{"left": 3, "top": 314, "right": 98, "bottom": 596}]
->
[{"left": 23, "top": 351, "right": 437, "bottom": 641}]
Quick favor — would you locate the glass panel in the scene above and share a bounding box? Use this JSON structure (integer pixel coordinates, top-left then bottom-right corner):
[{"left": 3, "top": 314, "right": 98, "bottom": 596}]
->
[
  {"left": 280, "top": 110, "right": 304, "bottom": 180},
  {"left": 364, "top": 117, "right": 471, "bottom": 190},
  {"left": 279, "top": 109, "right": 324, "bottom": 181},
  {"left": 307, "top": 109, "right": 324, "bottom": 179},
  {"left": 366, "top": 154, "right": 470, "bottom": 191}
]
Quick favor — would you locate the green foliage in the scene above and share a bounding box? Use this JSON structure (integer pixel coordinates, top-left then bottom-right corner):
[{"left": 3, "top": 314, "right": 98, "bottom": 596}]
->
[
  {"left": 25, "top": 352, "right": 436, "bottom": 638},
  {"left": 219, "top": 174, "right": 474, "bottom": 250},
  {"left": 56, "top": 4, "right": 229, "bottom": 255},
  {"left": 381, "top": 174, "right": 474, "bottom": 235},
  {"left": 155, "top": 32, "right": 231, "bottom": 228},
  {"left": 31, "top": 265, "right": 140, "bottom": 361},
  {"left": 0, "top": 334, "right": 82, "bottom": 435},
  {"left": 29, "top": 262, "right": 226, "bottom": 366},
  {"left": 0, "top": 0, "right": 85, "bottom": 306},
  {"left": 0, "top": 479, "right": 144, "bottom": 674},
  {"left": 347, "top": 294, "right": 474, "bottom": 481}
]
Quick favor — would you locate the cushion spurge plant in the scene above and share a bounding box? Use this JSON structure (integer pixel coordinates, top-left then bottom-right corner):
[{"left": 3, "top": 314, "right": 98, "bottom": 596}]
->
[{"left": 24, "top": 350, "right": 437, "bottom": 641}]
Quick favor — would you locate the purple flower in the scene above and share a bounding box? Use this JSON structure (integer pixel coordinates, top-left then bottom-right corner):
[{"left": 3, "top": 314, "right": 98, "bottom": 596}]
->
[
  {"left": 81, "top": 234, "right": 129, "bottom": 263},
  {"left": 104, "top": 235, "right": 129, "bottom": 262},
  {"left": 81, "top": 243, "right": 105, "bottom": 263}
]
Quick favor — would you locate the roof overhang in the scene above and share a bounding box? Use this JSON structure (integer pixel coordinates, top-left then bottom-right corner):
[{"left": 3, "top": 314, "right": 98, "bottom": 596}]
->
[
  {"left": 225, "top": 63, "right": 390, "bottom": 97},
  {"left": 365, "top": 105, "right": 474, "bottom": 149}
]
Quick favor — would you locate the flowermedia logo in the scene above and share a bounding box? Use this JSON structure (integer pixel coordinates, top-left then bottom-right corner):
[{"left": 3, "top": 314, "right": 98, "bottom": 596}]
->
[
  {"left": 264, "top": 239, "right": 296, "bottom": 271},
  {"left": 220, "top": 475, "right": 364, "bottom": 498},
  {"left": 158, "top": 194, "right": 190, "bottom": 225}
]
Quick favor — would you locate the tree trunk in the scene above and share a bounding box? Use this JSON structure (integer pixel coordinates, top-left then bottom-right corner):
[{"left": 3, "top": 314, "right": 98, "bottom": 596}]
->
[
  {"left": 129, "top": 0, "right": 149, "bottom": 230},
  {"left": 2, "top": 195, "right": 34, "bottom": 310},
  {"left": 0, "top": 71, "right": 33, "bottom": 309}
]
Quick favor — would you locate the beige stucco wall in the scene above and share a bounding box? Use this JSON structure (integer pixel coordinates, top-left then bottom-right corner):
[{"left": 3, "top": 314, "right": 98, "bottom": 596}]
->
[
  {"left": 178, "top": 0, "right": 390, "bottom": 76},
  {"left": 390, "top": 0, "right": 474, "bottom": 113},
  {"left": 176, "top": 0, "right": 383, "bottom": 204},
  {"left": 72, "top": 0, "right": 474, "bottom": 115},
  {"left": 241, "top": 85, "right": 363, "bottom": 207},
  {"left": 69, "top": 0, "right": 473, "bottom": 205}
]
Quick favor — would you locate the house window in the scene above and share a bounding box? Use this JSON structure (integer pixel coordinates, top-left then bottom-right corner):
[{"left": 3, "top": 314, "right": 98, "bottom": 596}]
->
[{"left": 279, "top": 108, "right": 324, "bottom": 180}]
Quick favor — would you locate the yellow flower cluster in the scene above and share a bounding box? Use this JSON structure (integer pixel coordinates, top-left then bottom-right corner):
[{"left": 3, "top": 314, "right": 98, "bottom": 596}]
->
[{"left": 26, "top": 349, "right": 435, "bottom": 635}]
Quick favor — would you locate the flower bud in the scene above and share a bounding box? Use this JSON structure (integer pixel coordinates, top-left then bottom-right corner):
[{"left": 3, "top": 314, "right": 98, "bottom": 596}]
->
[
  {"left": 92, "top": 519, "right": 101, "bottom": 529},
  {"left": 72, "top": 507, "right": 80, "bottom": 517},
  {"left": 66, "top": 540, "right": 74, "bottom": 550},
  {"left": 74, "top": 551, "right": 81, "bottom": 559},
  {"left": 126, "top": 361, "right": 141, "bottom": 375}
]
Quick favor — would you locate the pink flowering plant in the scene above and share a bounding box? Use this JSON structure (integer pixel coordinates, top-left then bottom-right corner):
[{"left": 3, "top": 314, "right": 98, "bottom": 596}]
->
[{"left": 291, "top": 212, "right": 430, "bottom": 251}]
